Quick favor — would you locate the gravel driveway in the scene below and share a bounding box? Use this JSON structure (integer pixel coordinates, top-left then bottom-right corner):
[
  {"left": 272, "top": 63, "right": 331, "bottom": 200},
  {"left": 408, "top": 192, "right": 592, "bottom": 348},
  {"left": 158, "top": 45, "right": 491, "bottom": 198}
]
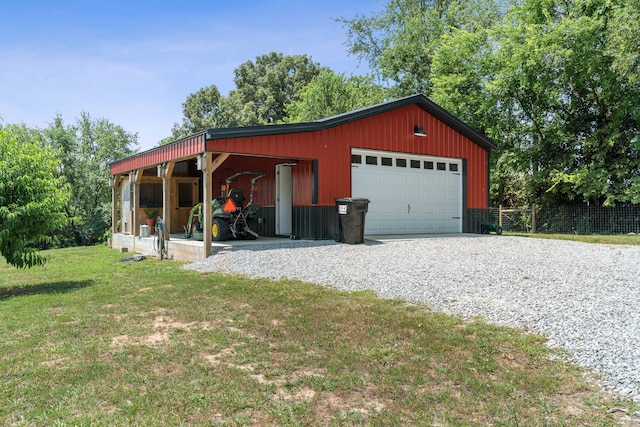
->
[{"left": 185, "top": 235, "right": 640, "bottom": 401}]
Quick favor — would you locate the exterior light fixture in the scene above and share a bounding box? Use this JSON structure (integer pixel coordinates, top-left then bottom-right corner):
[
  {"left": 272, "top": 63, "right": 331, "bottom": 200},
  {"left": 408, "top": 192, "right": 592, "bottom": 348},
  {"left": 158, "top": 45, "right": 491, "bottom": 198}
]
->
[{"left": 414, "top": 125, "right": 427, "bottom": 137}]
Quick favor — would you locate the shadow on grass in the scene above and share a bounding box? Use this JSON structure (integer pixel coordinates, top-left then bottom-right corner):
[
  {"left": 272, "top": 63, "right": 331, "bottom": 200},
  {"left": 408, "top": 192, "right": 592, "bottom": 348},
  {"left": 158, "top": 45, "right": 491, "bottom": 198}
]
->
[{"left": 0, "top": 280, "right": 95, "bottom": 300}]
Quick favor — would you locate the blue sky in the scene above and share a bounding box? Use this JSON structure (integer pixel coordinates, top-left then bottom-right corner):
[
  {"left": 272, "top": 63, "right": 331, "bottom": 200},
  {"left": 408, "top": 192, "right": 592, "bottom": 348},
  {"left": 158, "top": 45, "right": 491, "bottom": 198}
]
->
[{"left": 0, "top": 1, "right": 382, "bottom": 150}]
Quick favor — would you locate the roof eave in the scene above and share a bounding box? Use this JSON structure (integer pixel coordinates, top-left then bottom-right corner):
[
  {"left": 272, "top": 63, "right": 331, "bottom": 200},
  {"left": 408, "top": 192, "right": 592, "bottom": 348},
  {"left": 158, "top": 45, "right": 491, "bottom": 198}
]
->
[
  {"left": 204, "top": 94, "right": 497, "bottom": 152},
  {"left": 205, "top": 122, "right": 318, "bottom": 140}
]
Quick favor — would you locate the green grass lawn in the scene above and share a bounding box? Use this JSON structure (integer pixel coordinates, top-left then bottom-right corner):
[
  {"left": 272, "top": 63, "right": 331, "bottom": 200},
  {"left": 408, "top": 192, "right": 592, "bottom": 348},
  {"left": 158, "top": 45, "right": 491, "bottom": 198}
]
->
[
  {"left": 0, "top": 245, "right": 636, "bottom": 426},
  {"left": 506, "top": 231, "right": 640, "bottom": 245}
]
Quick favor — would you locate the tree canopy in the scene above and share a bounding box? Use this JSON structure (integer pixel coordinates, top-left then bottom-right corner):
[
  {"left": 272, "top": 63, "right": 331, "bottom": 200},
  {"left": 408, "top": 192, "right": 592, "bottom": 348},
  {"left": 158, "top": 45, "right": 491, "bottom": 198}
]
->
[
  {"left": 44, "top": 113, "right": 138, "bottom": 246},
  {"left": 283, "top": 71, "right": 389, "bottom": 123},
  {"left": 230, "top": 52, "right": 328, "bottom": 125},
  {"left": 343, "top": 0, "right": 640, "bottom": 207},
  {"left": 166, "top": 52, "right": 327, "bottom": 142},
  {"left": 339, "top": 0, "right": 503, "bottom": 97},
  {"left": 0, "top": 124, "right": 70, "bottom": 268},
  {"left": 168, "top": 85, "right": 225, "bottom": 141}
]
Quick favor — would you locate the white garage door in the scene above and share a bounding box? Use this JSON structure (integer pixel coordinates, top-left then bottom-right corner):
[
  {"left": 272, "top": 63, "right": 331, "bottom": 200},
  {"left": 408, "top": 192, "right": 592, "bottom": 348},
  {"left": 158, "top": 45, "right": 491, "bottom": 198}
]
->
[{"left": 351, "top": 149, "right": 462, "bottom": 235}]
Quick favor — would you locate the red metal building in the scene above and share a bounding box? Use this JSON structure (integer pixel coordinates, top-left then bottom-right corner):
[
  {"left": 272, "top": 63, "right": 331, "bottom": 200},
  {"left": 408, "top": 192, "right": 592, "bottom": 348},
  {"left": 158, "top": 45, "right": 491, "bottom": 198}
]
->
[{"left": 110, "top": 94, "right": 495, "bottom": 257}]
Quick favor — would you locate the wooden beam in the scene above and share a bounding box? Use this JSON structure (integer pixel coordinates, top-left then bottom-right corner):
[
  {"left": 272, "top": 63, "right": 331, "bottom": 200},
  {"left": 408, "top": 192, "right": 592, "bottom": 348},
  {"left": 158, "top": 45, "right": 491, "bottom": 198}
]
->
[
  {"left": 199, "top": 153, "right": 230, "bottom": 259},
  {"left": 159, "top": 162, "right": 176, "bottom": 241},
  {"left": 211, "top": 153, "right": 230, "bottom": 172},
  {"left": 201, "top": 153, "right": 213, "bottom": 259},
  {"left": 131, "top": 170, "right": 142, "bottom": 236},
  {"left": 110, "top": 175, "right": 120, "bottom": 234}
]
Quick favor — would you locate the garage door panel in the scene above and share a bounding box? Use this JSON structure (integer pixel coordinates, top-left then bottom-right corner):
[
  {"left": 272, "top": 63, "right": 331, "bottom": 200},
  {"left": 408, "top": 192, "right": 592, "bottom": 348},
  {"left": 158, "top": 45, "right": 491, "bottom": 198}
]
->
[
  {"left": 352, "top": 149, "right": 462, "bottom": 235},
  {"left": 378, "top": 219, "right": 396, "bottom": 233},
  {"left": 424, "top": 222, "right": 436, "bottom": 232},
  {"left": 414, "top": 202, "right": 429, "bottom": 215},
  {"left": 395, "top": 174, "right": 408, "bottom": 185},
  {"left": 378, "top": 203, "right": 394, "bottom": 215},
  {"left": 408, "top": 219, "right": 424, "bottom": 231}
]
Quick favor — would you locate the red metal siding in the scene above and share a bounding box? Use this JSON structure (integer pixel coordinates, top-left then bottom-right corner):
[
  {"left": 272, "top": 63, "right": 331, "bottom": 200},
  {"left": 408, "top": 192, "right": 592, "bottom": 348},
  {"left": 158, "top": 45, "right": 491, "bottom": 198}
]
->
[
  {"left": 212, "top": 156, "right": 316, "bottom": 208},
  {"left": 292, "top": 161, "right": 313, "bottom": 206},
  {"left": 206, "top": 105, "right": 489, "bottom": 208},
  {"left": 110, "top": 134, "right": 205, "bottom": 175},
  {"left": 211, "top": 156, "right": 280, "bottom": 207}
]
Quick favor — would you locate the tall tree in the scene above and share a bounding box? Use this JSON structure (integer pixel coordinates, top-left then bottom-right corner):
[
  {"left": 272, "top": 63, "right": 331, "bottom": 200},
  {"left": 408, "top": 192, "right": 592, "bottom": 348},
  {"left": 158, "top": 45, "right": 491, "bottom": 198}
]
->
[
  {"left": 429, "top": 25, "right": 530, "bottom": 207},
  {"left": 162, "top": 52, "right": 328, "bottom": 145},
  {"left": 0, "top": 124, "right": 70, "bottom": 268},
  {"left": 44, "top": 114, "right": 138, "bottom": 246},
  {"left": 609, "top": 0, "right": 640, "bottom": 84},
  {"left": 229, "top": 52, "right": 328, "bottom": 125},
  {"left": 168, "top": 85, "right": 224, "bottom": 142},
  {"left": 339, "top": 0, "right": 502, "bottom": 96},
  {"left": 283, "top": 71, "right": 389, "bottom": 123},
  {"left": 491, "top": 0, "right": 640, "bottom": 205}
]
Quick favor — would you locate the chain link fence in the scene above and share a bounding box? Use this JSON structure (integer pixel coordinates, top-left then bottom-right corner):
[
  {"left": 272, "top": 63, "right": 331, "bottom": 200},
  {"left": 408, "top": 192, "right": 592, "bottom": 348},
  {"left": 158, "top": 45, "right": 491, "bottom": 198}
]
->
[
  {"left": 535, "top": 205, "right": 640, "bottom": 235},
  {"left": 492, "top": 205, "right": 640, "bottom": 235}
]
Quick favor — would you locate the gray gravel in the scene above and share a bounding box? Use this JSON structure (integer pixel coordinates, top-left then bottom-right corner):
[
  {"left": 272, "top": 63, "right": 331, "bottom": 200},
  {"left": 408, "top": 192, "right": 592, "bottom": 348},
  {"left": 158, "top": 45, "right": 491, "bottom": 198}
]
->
[{"left": 184, "top": 235, "right": 640, "bottom": 401}]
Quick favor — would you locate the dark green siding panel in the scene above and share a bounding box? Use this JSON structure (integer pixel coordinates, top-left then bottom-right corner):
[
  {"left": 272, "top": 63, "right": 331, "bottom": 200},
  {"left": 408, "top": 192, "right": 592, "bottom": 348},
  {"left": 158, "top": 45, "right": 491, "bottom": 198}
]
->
[
  {"left": 292, "top": 206, "right": 339, "bottom": 240},
  {"left": 464, "top": 208, "right": 491, "bottom": 233}
]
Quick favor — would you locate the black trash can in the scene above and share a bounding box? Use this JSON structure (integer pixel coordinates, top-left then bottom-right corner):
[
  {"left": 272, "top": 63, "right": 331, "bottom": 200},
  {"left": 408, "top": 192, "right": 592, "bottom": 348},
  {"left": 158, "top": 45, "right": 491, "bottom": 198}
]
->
[{"left": 335, "top": 198, "right": 370, "bottom": 244}]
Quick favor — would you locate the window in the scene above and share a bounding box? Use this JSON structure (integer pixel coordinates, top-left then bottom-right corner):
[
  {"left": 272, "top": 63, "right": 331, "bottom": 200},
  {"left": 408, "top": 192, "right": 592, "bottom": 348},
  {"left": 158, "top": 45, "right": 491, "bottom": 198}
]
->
[
  {"left": 396, "top": 158, "right": 407, "bottom": 167},
  {"left": 410, "top": 160, "right": 421, "bottom": 169},
  {"left": 437, "top": 162, "right": 446, "bottom": 171},
  {"left": 351, "top": 154, "right": 362, "bottom": 164},
  {"left": 142, "top": 167, "right": 156, "bottom": 176},
  {"left": 140, "top": 183, "right": 163, "bottom": 208},
  {"left": 449, "top": 163, "right": 459, "bottom": 172},
  {"left": 366, "top": 156, "right": 378, "bottom": 165},
  {"left": 381, "top": 157, "right": 393, "bottom": 166},
  {"left": 424, "top": 161, "right": 434, "bottom": 170},
  {"left": 174, "top": 161, "right": 188, "bottom": 175},
  {"left": 178, "top": 183, "right": 194, "bottom": 208}
]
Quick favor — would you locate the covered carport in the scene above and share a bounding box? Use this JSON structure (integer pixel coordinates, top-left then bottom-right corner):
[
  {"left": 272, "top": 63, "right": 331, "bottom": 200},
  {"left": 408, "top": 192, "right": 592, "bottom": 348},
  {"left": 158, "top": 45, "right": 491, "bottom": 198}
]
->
[{"left": 109, "top": 134, "right": 314, "bottom": 261}]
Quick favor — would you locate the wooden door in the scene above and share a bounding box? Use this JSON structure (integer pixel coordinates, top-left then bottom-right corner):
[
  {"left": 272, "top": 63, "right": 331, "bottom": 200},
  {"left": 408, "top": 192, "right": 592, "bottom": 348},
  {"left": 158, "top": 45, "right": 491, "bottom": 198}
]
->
[{"left": 172, "top": 179, "right": 199, "bottom": 234}]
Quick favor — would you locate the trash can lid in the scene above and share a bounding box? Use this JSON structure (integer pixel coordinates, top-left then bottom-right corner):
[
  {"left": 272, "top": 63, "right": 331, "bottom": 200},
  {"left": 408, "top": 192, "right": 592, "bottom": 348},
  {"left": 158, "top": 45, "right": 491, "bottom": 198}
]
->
[{"left": 335, "top": 198, "right": 370, "bottom": 203}]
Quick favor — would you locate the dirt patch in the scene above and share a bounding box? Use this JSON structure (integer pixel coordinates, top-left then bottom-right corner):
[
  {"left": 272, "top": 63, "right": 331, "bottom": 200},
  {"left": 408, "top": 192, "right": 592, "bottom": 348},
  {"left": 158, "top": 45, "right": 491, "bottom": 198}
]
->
[
  {"left": 278, "top": 386, "right": 316, "bottom": 401},
  {"left": 41, "top": 357, "right": 69, "bottom": 368},
  {"left": 111, "top": 335, "right": 139, "bottom": 348},
  {"left": 202, "top": 347, "right": 236, "bottom": 366},
  {"left": 110, "top": 314, "right": 217, "bottom": 348},
  {"left": 313, "top": 387, "right": 387, "bottom": 423},
  {"left": 144, "top": 331, "right": 170, "bottom": 345}
]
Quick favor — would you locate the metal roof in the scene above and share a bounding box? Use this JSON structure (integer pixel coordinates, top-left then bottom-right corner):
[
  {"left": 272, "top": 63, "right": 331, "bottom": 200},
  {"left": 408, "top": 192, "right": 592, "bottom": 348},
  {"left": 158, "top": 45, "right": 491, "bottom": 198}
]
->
[
  {"left": 204, "top": 94, "right": 497, "bottom": 151},
  {"left": 110, "top": 94, "right": 496, "bottom": 175}
]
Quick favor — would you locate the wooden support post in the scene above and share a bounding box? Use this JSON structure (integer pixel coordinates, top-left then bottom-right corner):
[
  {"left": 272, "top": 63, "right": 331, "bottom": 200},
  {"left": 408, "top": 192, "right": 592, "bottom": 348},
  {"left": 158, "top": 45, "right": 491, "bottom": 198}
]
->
[
  {"left": 110, "top": 175, "right": 118, "bottom": 234},
  {"left": 158, "top": 162, "right": 175, "bottom": 241},
  {"left": 131, "top": 170, "right": 142, "bottom": 236},
  {"left": 201, "top": 153, "right": 213, "bottom": 259},
  {"left": 531, "top": 203, "right": 536, "bottom": 233},
  {"left": 197, "top": 153, "right": 229, "bottom": 259},
  {"left": 499, "top": 204, "right": 503, "bottom": 228}
]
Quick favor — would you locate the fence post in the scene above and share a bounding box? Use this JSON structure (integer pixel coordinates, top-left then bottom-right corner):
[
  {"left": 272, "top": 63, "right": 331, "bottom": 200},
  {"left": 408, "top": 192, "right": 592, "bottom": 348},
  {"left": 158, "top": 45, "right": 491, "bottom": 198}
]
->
[
  {"left": 499, "top": 205, "right": 503, "bottom": 228},
  {"left": 531, "top": 203, "right": 536, "bottom": 233}
]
